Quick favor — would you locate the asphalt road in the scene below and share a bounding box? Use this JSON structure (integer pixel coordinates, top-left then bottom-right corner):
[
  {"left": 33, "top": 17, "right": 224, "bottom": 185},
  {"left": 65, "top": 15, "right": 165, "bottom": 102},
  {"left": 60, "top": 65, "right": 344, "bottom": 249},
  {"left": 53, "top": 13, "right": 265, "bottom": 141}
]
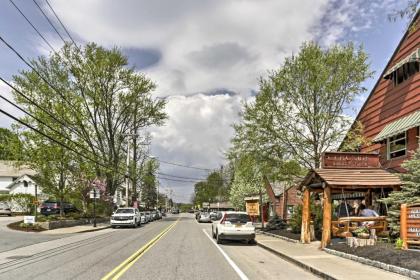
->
[
  {"left": 0, "top": 216, "right": 67, "bottom": 253},
  {"left": 0, "top": 213, "right": 318, "bottom": 280}
]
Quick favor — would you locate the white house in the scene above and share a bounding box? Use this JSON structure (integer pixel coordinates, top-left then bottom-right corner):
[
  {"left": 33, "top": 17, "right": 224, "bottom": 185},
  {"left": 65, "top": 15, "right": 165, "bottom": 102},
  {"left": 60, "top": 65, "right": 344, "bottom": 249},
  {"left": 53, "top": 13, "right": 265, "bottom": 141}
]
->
[
  {"left": 6, "top": 174, "right": 42, "bottom": 196},
  {"left": 0, "top": 161, "right": 36, "bottom": 194}
]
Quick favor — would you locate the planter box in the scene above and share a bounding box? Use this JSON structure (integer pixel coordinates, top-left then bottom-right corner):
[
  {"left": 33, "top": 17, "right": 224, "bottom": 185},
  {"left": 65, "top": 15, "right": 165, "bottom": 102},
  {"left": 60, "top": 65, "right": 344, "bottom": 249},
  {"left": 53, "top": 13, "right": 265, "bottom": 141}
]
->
[
  {"left": 38, "top": 218, "right": 108, "bottom": 230},
  {"left": 346, "top": 237, "right": 376, "bottom": 248}
]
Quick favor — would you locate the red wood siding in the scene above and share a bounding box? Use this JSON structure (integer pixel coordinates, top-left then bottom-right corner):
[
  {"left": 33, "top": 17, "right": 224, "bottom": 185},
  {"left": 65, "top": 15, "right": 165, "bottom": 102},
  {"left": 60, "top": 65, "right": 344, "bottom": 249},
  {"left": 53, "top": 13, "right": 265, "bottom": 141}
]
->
[{"left": 357, "top": 18, "right": 420, "bottom": 171}]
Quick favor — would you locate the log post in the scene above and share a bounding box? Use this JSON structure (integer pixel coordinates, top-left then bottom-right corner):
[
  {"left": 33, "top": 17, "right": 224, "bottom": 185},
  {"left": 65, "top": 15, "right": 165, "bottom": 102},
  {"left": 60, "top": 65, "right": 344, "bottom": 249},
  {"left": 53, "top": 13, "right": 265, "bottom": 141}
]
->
[
  {"left": 321, "top": 184, "right": 332, "bottom": 248},
  {"left": 301, "top": 188, "right": 311, "bottom": 243},
  {"left": 400, "top": 204, "right": 408, "bottom": 250}
]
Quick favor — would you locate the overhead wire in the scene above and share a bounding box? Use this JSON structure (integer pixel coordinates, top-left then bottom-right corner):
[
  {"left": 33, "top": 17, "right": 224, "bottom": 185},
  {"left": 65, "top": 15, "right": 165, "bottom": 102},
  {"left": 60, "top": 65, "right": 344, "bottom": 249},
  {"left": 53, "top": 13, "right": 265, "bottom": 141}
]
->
[
  {"left": 32, "top": 0, "right": 66, "bottom": 43},
  {"left": 8, "top": 0, "right": 56, "bottom": 52}
]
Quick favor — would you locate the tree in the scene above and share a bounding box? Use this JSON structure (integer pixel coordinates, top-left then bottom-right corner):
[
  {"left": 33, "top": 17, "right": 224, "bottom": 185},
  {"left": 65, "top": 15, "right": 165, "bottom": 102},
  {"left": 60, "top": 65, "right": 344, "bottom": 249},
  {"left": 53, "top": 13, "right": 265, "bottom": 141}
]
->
[
  {"left": 140, "top": 159, "right": 159, "bottom": 209},
  {"left": 339, "top": 121, "right": 371, "bottom": 152},
  {"left": 0, "top": 128, "right": 23, "bottom": 160},
  {"left": 12, "top": 43, "right": 166, "bottom": 210},
  {"left": 381, "top": 148, "right": 420, "bottom": 237},
  {"left": 388, "top": 1, "right": 419, "bottom": 31},
  {"left": 193, "top": 170, "right": 227, "bottom": 206},
  {"left": 235, "top": 42, "right": 372, "bottom": 168}
]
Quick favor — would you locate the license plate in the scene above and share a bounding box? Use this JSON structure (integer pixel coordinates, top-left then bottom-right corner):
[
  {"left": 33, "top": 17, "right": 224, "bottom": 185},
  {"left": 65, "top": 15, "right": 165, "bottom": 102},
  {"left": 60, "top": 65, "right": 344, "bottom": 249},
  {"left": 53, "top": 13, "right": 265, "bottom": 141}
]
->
[
  {"left": 235, "top": 224, "right": 242, "bottom": 228},
  {"left": 47, "top": 209, "right": 51, "bottom": 211}
]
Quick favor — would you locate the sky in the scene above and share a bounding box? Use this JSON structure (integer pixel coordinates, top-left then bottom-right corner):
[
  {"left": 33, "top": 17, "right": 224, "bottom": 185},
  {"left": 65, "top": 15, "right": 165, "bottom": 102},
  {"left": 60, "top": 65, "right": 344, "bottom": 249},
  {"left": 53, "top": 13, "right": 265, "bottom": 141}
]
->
[{"left": 0, "top": 0, "right": 412, "bottom": 202}]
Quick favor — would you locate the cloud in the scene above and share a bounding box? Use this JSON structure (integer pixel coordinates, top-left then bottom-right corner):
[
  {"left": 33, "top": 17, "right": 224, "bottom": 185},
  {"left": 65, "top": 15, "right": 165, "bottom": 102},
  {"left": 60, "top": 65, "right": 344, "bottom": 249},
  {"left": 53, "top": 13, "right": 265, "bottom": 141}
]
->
[
  {"left": 0, "top": 82, "right": 22, "bottom": 128},
  {"left": 2, "top": 0, "right": 408, "bottom": 201}
]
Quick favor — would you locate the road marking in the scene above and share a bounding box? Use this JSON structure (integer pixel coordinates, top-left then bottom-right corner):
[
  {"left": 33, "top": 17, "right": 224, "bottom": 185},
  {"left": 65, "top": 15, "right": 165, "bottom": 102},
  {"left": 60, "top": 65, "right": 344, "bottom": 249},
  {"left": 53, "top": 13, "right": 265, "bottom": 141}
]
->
[
  {"left": 202, "top": 229, "right": 249, "bottom": 280},
  {"left": 102, "top": 219, "right": 179, "bottom": 280}
]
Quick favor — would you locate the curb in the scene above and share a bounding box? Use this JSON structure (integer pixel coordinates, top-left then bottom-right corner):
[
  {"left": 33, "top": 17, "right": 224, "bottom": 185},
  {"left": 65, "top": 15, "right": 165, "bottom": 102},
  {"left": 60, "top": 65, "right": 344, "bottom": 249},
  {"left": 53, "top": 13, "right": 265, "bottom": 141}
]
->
[
  {"left": 256, "top": 241, "right": 337, "bottom": 280},
  {"left": 74, "top": 225, "right": 111, "bottom": 234},
  {"left": 256, "top": 230, "right": 299, "bottom": 243},
  {"left": 323, "top": 248, "right": 420, "bottom": 280}
]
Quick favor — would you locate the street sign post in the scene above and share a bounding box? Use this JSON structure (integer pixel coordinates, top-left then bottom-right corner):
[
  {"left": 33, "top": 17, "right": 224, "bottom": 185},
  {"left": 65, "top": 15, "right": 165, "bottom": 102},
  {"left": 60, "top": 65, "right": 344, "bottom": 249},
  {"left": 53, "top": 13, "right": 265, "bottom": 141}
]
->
[{"left": 90, "top": 188, "right": 100, "bottom": 227}]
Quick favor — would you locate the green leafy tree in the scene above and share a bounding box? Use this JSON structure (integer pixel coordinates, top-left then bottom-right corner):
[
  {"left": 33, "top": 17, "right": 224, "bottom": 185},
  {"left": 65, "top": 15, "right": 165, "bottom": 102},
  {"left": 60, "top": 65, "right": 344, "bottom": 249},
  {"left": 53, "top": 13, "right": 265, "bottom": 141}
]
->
[
  {"left": 381, "top": 148, "right": 420, "bottom": 237},
  {"left": 0, "top": 128, "right": 23, "bottom": 160},
  {"left": 140, "top": 159, "right": 159, "bottom": 209},
  {"left": 234, "top": 42, "right": 372, "bottom": 168},
  {"left": 340, "top": 121, "right": 371, "bottom": 152},
  {"left": 12, "top": 43, "right": 166, "bottom": 212}
]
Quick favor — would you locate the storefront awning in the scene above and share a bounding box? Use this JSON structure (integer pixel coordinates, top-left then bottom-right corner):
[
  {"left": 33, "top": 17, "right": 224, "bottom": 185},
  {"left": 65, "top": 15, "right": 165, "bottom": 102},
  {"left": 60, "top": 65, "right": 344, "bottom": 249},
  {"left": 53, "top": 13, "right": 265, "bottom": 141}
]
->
[
  {"left": 372, "top": 110, "right": 420, "bottom": 142},
  {"left": 383, "top": 48, "right": 420, "bottom": 79}
]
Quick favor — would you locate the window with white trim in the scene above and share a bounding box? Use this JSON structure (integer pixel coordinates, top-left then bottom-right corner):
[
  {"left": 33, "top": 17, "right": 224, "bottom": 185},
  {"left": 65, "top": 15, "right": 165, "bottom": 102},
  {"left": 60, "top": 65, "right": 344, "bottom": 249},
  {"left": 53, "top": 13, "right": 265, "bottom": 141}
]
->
[{"left": 387, "top": 132, "right": 406, "bottom": 159}]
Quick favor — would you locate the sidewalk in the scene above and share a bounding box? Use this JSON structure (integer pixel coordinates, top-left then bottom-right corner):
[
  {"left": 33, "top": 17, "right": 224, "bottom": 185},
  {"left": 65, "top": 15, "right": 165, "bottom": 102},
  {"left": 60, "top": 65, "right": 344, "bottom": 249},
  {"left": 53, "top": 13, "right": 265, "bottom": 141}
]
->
[
  {"left": 255, "top": 233, "right": 410, "bottom": 280},
  {"left": 39, "top": 222, "right": 110, "bottom": 235}
]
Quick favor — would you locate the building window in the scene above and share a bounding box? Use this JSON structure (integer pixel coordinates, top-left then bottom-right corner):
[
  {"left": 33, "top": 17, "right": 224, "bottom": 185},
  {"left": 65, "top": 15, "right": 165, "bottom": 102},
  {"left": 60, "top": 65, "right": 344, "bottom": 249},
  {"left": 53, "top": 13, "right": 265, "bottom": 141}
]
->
[
  {"left": 390, "top": 61, "right": 419, "bottom": 87},
  {"left": 387, "top": 132, "right": 406, "bottom": 159}
]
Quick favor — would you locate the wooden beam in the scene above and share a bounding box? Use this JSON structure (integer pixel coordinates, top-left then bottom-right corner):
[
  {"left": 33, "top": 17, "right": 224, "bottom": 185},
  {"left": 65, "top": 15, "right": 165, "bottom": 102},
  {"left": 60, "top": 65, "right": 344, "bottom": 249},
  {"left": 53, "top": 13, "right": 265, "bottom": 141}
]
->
[
  {"left": 321, "top": 184, "right": 332, "bottom": 248},
  {"left": 301, "top": 188, "right": 311, "bottom": 244},
  {"left": 400, "top": 204, "right": 408, "bottom": 250}
]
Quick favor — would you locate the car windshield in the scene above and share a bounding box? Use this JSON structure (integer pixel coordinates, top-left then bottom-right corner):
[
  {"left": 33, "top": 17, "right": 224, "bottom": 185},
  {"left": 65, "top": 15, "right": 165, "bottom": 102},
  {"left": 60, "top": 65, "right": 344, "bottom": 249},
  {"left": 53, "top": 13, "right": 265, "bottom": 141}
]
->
[
  {"left": 115, "top": 209, "right": 134, "bottom": 214},
  {"left": 225, "top": 213, "right": 250, "bottom": 223}
]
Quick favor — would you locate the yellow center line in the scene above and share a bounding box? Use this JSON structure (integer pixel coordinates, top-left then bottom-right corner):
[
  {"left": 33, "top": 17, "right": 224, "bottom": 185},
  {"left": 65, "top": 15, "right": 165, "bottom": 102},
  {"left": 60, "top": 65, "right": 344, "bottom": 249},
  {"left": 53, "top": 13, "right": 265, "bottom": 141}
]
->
[{"left": 101, "top": 218, "right": 180, "bottom": 280}]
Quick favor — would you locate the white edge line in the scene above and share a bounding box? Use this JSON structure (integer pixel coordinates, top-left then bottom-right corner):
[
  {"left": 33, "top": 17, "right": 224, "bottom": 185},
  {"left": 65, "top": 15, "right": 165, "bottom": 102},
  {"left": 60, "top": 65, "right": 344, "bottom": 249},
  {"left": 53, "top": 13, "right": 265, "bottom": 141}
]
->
[{"left": 202, "top": 228, "right": 249, "bottom": 280}]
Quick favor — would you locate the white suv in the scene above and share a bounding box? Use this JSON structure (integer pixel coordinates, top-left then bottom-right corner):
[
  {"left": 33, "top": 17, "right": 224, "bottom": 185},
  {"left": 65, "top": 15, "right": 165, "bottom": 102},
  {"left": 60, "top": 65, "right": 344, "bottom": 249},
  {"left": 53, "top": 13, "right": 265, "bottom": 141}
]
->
[
  {"left": 212, "top": 211, "right": 255, "bottom": 244},
  {"left": 111, "top": 208, "right": 141, "bottom": 228}
]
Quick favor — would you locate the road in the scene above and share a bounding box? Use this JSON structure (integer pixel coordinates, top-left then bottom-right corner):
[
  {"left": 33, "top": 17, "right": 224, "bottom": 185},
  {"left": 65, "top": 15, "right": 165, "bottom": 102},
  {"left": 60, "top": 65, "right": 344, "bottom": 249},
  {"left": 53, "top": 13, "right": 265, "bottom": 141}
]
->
[
  {"left": 0, "top": 213, "right": 318, "bottom": 280},
  {"left": 0, "top": 216, "right": 67, "bottom": 253}
]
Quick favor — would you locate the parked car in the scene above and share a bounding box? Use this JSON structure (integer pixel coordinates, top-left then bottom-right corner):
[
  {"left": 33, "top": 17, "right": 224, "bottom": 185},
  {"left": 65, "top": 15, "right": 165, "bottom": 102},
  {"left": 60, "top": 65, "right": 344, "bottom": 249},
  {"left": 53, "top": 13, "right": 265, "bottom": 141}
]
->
[
  {"left": 140, "top": 212, "right": 146, "bottom": 224},
  {"left": 161, "top": 211, "right": 166, "bottom": 217},
  {"left": 110, "top": 207, "right": 141, "bottom": 228},
  {"left": 40, "top": 201, "right": 78, "bottom": 215},
  {"left": 198, "top": 212, "right": 211, "bottom": 223},
  {"left": 171, "top": 209, "right": 179, "bottom": 214},
  {"left": 210, "top": 211, "right": 219, "bottom": 221},
  {"left": 211, "top": 211, "right": 255, "bottom": 244},
  {"left": 0, "top": 202, "right": 12, "bottom": 216},
  {"left": 145, "top": 211, "right": 152, "bottom": 222}
]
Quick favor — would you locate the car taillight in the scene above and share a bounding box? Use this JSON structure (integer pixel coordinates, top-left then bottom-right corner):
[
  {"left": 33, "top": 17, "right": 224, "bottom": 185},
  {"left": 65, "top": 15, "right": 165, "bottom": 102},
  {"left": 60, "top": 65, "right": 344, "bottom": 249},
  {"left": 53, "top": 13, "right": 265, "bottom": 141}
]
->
[{"left": 220, "top": 214, "right": 226, "bottom": 224}]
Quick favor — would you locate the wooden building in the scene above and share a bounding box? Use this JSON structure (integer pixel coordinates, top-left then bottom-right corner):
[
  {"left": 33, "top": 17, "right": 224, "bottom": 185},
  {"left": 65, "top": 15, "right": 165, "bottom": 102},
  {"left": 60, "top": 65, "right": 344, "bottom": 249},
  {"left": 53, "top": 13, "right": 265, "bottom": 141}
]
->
[
  {"left": 263, "top": 177, "right": 301, "bottom": 220},
  {"left": 348, "top": 12, "right": 419, "bottom": 171}
]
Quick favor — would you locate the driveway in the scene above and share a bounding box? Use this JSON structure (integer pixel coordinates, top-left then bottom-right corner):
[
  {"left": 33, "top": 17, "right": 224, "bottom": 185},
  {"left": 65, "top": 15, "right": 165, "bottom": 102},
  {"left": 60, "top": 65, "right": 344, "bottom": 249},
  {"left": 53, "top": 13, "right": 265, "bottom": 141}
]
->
[{"left": 0, "top": 215, "right": 67, "bottom": 253}]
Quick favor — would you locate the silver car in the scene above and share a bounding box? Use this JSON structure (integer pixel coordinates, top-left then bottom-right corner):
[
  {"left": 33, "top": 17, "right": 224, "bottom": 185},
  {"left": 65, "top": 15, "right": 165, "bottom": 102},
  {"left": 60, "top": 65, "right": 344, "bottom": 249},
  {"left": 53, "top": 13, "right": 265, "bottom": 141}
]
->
[
  {"left": 198, "top": 212, "right": 211, "bottom": 223},
  {"left": 0, "top": 202, "right": 12, "bottom": 216}
]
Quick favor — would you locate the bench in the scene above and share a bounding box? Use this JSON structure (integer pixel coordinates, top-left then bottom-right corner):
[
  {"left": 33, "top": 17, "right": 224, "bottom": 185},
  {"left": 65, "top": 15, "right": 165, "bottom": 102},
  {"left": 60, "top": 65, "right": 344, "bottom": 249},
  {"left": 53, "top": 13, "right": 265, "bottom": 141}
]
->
[{"left": 331, "top": 216, "right": 388, "bottom": 238}]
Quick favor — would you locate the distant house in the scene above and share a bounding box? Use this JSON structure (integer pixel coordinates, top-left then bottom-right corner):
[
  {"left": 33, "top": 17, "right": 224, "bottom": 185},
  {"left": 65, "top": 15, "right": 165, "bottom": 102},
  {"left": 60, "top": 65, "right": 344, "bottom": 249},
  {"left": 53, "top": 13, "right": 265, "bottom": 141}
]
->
[
  {"left": 264, "top": 177, "right": 302, "bottom": 220},
  {"left": 0, "top": 161, "right": 37, "bottom": 195}
]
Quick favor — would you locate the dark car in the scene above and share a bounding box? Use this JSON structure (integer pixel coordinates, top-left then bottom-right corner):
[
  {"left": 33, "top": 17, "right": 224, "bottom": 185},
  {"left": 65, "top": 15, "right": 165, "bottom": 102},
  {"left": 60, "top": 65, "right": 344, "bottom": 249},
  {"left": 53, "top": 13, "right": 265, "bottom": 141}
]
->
[{"left": 40, "top": 201, "right": 78, "bottom": 215}]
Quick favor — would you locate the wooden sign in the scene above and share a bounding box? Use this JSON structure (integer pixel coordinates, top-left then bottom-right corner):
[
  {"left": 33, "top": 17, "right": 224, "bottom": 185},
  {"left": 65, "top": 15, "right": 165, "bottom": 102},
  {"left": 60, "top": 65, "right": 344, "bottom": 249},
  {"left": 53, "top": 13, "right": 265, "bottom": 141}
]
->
[
  {"left": 246, "top": 201, "right": 260, "bottom": 216},
  {"left": 322, "top": 152, "right": 380, "bottom": 169},
  {"left": 400, "top": 203, "right": 420, "bottom": 249}
]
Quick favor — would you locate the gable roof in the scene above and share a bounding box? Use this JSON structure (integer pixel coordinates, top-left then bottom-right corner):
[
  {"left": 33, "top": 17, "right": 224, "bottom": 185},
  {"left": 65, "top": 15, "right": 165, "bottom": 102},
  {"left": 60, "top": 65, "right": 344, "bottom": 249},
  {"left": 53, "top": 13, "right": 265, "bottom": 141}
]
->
[
  {"left": 0, "top": 161, "right": 36, "bottom": 177},
  {"left": 339, "top": 11, "right": 420, "bottom": 149},
  {"left": 6, "top": 174, "right": 36, "bottom": 190}
]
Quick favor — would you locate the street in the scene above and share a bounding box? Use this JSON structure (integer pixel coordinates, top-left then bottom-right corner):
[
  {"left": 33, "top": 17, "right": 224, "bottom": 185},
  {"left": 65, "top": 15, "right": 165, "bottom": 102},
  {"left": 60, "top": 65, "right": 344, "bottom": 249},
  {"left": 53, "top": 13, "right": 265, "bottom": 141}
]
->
[{"left": 0, "top": 214, "right": 317, "bottom": 280}]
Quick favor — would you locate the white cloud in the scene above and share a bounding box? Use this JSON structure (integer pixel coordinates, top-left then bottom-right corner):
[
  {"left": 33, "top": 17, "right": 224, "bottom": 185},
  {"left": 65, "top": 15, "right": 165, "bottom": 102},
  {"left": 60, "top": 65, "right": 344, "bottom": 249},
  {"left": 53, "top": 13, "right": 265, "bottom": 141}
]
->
[
  {"left": 0, "top": 82, "right": 22, "bottom": 128},
  {"left": 3, "top": 0, "right": 404, "bottom": 201}
]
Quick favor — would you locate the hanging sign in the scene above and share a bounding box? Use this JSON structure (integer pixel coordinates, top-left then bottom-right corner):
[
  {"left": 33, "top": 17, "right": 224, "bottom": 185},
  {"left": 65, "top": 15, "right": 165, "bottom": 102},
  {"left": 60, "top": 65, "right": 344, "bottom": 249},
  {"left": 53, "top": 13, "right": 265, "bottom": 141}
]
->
[
  {"left": 89, "top": 188, "right": 100, "bottom": 199},
  {"left": 401, "top": 203, "right": 420, "bottom": 249}
]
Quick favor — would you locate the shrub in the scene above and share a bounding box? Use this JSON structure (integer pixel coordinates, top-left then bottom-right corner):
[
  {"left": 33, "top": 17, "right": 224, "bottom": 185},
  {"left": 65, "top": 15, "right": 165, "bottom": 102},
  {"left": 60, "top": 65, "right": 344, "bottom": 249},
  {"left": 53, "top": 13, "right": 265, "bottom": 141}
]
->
[
  {"left": 395, "top": 238, "right": 404, "bottom": 250},
  {"left": 266, "top": 214, "right": 287, "bottom": 230}
]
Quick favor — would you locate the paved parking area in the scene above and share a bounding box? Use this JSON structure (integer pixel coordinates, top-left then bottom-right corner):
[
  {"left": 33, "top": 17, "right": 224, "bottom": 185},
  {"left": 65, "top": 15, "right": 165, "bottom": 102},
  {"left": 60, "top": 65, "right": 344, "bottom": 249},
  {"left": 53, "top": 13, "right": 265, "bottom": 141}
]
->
[{"left": 0, "top": 215, "right": 67, "bottom": 253}]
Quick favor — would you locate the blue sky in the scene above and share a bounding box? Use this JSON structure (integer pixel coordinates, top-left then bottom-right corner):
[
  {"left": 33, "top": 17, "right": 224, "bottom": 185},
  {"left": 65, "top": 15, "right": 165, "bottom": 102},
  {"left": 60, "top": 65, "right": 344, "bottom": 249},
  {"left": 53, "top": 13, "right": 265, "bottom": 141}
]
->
[{"left": 0, "top": 0, "right": 412, "bottom": 202}]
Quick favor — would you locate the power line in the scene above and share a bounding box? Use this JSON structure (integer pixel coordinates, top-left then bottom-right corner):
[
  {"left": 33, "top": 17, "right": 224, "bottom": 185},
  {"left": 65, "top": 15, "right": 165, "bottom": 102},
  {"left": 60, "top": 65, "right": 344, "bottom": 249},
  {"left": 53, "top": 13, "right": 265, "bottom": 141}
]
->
[
  {"left": 44, "top": 0, "right": 78, "bottom": 48},
  {"left": 8, "top": 0, "right": 56, "bottom": 52},
  {"left": 149, "top": 156, "right": 213, "bottom": 171},
  {"left": 156, "top": 171, "right": 208, "bottom": 181},
  {"left": 32, "top": 0, "right": 66, "bottom": 43}
]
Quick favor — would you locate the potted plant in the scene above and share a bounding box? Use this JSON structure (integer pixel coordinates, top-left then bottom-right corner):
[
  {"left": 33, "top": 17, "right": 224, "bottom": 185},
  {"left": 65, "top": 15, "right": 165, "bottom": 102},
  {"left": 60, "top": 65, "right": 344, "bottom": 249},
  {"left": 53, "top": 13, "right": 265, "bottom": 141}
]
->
[{"left": 352, "top": 226, "right": 370, "bottom": 239}]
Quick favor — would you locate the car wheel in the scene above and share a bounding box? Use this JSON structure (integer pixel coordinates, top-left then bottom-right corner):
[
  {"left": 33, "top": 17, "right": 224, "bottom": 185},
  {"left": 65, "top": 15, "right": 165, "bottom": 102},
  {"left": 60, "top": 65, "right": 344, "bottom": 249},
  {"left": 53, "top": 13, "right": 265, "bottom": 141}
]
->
[
  {"left": 111, "top": 226, "right": 116, "bottom": 229},
  {"left": 248, "top": 239, "right": 256, "bottom": 245},
  {"left": 216, "top": 231, "right": 222, "bottom": 244}
]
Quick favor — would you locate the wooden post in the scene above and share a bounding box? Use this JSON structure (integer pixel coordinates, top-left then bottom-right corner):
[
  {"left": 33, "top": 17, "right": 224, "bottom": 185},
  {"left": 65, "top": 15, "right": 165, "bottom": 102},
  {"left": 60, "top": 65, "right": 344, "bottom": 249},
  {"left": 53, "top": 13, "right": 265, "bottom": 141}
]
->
[
  {"left": 365, "top": 189, "right": 372, "bottom": 207},
  {"left": 400, "top": 204, "right": 408, "bottom": 250},
  {"left": 321, "top": 184, "right": 332, "bottom": 248},
  {"left": 301, "top": 188, "right": 311, "bottom": 243}
]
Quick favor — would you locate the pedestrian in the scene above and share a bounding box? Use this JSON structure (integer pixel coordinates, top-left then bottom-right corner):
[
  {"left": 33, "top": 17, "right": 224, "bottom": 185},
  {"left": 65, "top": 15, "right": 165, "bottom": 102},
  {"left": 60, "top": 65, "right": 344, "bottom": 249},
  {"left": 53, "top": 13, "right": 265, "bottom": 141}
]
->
[{"left": 336, "top": 199, "right": 353, "bottom": 218}]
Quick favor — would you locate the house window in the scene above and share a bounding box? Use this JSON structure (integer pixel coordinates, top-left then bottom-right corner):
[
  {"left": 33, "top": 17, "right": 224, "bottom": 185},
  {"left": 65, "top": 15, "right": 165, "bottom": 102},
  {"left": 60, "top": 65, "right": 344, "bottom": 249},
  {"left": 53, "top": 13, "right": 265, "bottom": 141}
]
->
[
  {"left": 387, "top": 132, "right": 406, "bottom": 159},
  {"left": 391, "top": 61, "right": 419, "bottom": 87}
]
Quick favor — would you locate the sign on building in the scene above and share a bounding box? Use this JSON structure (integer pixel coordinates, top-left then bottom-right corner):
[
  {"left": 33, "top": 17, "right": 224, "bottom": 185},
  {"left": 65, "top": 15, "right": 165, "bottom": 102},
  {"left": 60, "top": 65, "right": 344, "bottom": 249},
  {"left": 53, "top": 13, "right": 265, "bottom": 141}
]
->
[
  {"left": 321, "top": 152, "right": 380, "bottom": 169},
  {"left": 401, "top": 203, "right": 420, "bottom": 249},
  {"left": 202, "top": 202, "right": 210, "bottom": 208},
  {"left": 246, "top": 201, "right": 260, "bottom": 216}
]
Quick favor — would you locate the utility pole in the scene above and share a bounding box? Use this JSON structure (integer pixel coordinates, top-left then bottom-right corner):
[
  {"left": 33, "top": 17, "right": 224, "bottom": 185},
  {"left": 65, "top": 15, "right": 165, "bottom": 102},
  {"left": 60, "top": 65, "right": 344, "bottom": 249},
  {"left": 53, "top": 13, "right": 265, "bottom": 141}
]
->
[
  {"left": 125, "top": 139, "right": 130, "bottom": 207},
  {"left": 156, "top": 180, "right": 159, "bottom": 210}
]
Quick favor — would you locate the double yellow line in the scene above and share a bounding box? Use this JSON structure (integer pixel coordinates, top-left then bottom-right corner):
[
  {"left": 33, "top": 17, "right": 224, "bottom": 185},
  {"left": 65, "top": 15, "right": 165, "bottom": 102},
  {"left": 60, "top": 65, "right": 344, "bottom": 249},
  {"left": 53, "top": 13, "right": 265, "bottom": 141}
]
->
[{"left": 101, "top": 219, "right": 179, "bottom": 280}]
